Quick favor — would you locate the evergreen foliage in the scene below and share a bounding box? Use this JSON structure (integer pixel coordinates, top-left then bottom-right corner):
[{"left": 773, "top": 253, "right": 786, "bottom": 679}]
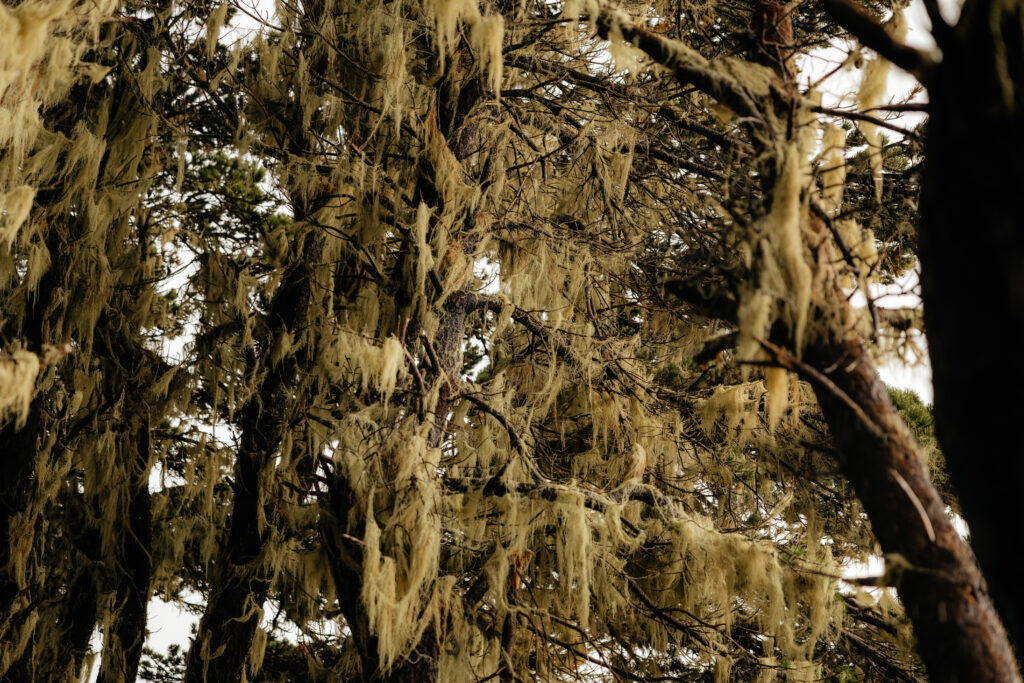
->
[{"left": 0, "top": 0, "right": 1016, "bottom": 681}]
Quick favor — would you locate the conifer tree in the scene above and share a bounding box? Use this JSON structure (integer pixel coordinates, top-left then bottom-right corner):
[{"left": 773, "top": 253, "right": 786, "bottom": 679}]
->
[{"left": 1, "top": 0, "right": 1019, "bottom": 682}]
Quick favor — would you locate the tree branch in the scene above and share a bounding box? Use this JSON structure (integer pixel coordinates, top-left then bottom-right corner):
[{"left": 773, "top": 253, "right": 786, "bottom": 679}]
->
[
  {"left": 812, "top": 105, "right": 920, "bottom": 139},
  {"left": 823, "top": 0, "right": 938, "bottom": 80},
  {"left": 459, "top": 391, "right": 525, "bottom": 452},
  {"left": 755, "top": 338, "right": 884, "bottom": 439},
  {"left": 587, "top": 7, "right": 766, "bottom": 124}
]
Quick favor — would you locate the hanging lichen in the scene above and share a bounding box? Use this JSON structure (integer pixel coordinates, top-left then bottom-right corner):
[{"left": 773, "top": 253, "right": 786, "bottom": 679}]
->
[
  {"left": 857, "top": 11, "right": 908, "bottom": 202},
  {"left": 0, "top": 1, "right": 931, "bottom": 681}
]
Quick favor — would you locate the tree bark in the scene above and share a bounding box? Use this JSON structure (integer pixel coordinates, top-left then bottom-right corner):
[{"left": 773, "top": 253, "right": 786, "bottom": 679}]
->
[
  {"left": 62, "top": 567, "right": 100, "bottom": 680},
  {"left": 97, "top": 419, "right": 153, "bottom": 683},
  {"left": 185, "top": 233, "right": 324, "bottom": 683},
  {"left": 0, "top": 261, "right": 67, "bottom": 674},
  {"left": 915, "top": 0, "right": 1024, "bottom": 657},
  {"left": 801, "top": 334, "right": 1020, "bottom": 682},
  {"left": 0, "top": 410, "right": 44, "bottom": 630},
  {"left": 824, "top": 0, "right": 1024, "bottom": 657}
]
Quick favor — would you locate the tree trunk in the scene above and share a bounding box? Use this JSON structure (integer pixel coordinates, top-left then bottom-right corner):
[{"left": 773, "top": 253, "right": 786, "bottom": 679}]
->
[
  {"left": 0, "top": 411, "right": 43, "bottom": 626},
  {"left": 27, "top": 564, "right": 101, "bottom": 683},
  {"left": 97, "top": 420, "right": 153, "bottom": 683},
  {"left": 917, "top": 0, "right": 1024, "bottom": 657},
  {"left": 0, "top": 264, "right": 65, "bottom": 674},
  {"left": 823, "top": 0, "right": 1024, "bottom": 658},
  {"left": 63, "top": 568, "right": 100, "bottom": 680},
  {"left": 185, "top": 234, "right": 324, "bottom": 683},
  {"left": 803, "top": 334, "right": 1020, "bottom": 682}
]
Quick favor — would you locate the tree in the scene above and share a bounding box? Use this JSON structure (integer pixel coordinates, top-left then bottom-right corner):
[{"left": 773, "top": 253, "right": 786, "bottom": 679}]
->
[
  {"left": 0, "top": 0, "right": 1017, "bottom": 682},
  {"left": 823, "top": 0, "right": 1024, "bottom": 660}
]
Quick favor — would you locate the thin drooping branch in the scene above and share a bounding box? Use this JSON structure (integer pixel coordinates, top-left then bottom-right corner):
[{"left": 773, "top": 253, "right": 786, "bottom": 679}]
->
[
  {"left": 811, "top": 104, "right": 920, "bottom": 138},
  {"left": 459, "top": 391, "right": 526, "bottom": 452}
]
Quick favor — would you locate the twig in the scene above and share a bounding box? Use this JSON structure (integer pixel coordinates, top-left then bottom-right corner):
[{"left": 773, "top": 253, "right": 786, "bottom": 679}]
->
[
  {"left": 460, "top": 392, "right": 525, "bottom": 452},
  {"left": 889, "top": 467, "right": 936, "bottom": 543},
  {"left": 812, "top": 105, "right": 919, "bottom": 139},
  {"left": 403, "top": 346, "right": 427, "bottom": 421}
]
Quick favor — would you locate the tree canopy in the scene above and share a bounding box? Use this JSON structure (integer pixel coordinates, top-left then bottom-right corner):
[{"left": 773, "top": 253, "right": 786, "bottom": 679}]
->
[{"left": 1, "top": 0, "right": 1022, "bottom": 681}]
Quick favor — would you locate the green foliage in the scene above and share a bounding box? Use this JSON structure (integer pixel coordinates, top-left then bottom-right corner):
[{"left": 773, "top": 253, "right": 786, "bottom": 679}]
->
[
  {"left": 888, "top": 386, "right": 957, "bottom": 510},
  {"left": 139, "top": 645, "right": 186, "bottom": 683},
  {"left": 887, "top": 387, "right": 933, "bottom": 439}
]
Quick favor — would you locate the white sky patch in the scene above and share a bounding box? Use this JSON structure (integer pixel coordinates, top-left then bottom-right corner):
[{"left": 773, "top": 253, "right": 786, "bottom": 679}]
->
[
  {"left": 879, "top": 344, "right": 932, "bottom": 404},
  {"left": 856, "top": 267, "right": 934, "bottom": 403},
  {"left": 145, "top": 595, "right": 201, "bottom": 656}
]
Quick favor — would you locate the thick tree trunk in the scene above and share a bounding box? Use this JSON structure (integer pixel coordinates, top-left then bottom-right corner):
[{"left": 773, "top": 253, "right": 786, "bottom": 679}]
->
[
  {"left": 0, "top": 411, "right": 43, "bottom": 624},
  {"left": 824, "top": 0, "right": 1024, "bottom": 658},
  {"left": 62, "top": 568, "right": 100, "bottom": 680},
  {"left": 184, "top": 234, "right": 324, "bottom": 683},
  {"left": 916, "top": 0, "right": 1024, "bottom": 657},
  {"left": 801, "top": 334, "right": 1020, "bottom": 682},
  {"left": 0, "top": 266, "right": 65, "bottom": 674},
  {"left": 97, "top": 420, "right": 153, "bottom": 683},
  {"left": 2, "top": 563, "right": 99, "bottom": 683}
]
